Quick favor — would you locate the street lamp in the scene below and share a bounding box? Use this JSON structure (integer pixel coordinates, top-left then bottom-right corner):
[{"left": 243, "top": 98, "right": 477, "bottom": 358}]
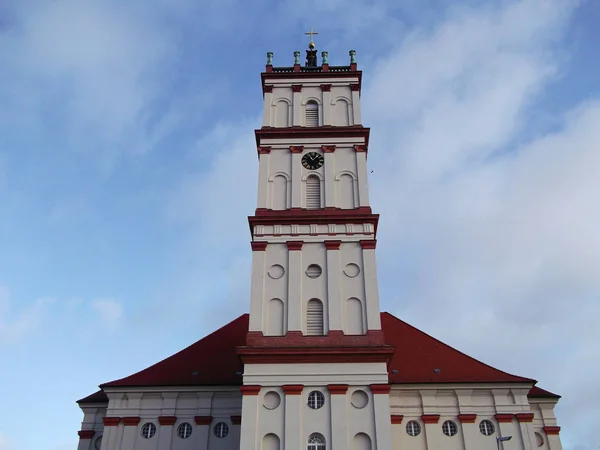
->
[{"left": 497, "top": 436, "right": 512, "bottom": 450}]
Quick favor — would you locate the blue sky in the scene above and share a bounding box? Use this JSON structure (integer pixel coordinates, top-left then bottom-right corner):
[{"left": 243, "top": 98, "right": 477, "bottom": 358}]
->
[{"left": 1, "top": 0, "right": 599, "bottom": 449}]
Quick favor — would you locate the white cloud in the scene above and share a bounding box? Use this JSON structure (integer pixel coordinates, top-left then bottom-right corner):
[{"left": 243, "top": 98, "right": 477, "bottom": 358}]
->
[
  {"left": 92, "top": 298, "right": 124, "bottom": 330},
  {"left": 0, "top": 432, "right": 12, "bottom": 450},
  {"left": 0, "top": 286, "right": 53, "bottom": 346}
]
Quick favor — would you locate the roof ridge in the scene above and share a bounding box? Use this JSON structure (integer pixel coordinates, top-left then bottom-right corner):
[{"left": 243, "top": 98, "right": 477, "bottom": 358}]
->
[{"left": 380, "top": 311, "right": 535, "bottom": 383}]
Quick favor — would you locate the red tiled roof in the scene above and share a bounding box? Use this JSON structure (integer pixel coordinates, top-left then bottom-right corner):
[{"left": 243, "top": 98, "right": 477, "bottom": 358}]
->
[
  {"left": 381, "top": 312, "right": 534, "bottom": 384},
  {"left": 78, "top": 312, "right": 558, "bottom": 403},
  {"left": 77, "top": 389, "right": 108, "bottom": 404},
  {"left": 528, "top": 385, "right": 561, "bottom": 399}
]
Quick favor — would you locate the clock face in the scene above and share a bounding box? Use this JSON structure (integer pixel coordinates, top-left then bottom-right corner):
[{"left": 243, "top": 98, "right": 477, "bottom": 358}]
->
[{"left": 301, "top": 152, "right": 324, "bottom": 170}]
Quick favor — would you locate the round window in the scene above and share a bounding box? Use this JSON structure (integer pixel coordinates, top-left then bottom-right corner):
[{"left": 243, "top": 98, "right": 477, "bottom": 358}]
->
[
  {"left": 141, "top": 423, "right": 156, "bottom": 439},
  {"left": 350, "top": 390, "right": 369, "bottom": 409},
  {"left": 307, "top": 390, "right": 325, "bottom": 409},
  {"left": 479, "top": 420, "right": 495, "bottom": 436},
  {"left": 263, "top": 391, "right": 281, "bottom": 410},
  {"left": 442, "top": 420, "right": 458, "bottom": 437},
  {"left": 94, "top": 436, "right": 102, "bottom": 450},
  {"left": 177, "top": 422, "right": 193, "bottom": 439},
  {"left": 213, "top": 422, "right": 229, "bottom": 438},
  {"left": 406, "top": 420, "right": 421, "bottom": 437},
  {"left": 306, "top": 264, "right": 322, "bottom": 278}
]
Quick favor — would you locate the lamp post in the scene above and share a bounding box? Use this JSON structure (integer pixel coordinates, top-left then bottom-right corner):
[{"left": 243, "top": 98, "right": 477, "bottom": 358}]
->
[{"left": 497, "top": 436, "right": 512, "bottom": 450}]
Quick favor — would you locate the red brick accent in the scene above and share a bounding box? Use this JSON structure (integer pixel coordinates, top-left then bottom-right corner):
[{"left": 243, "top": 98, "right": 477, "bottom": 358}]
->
[
  {"left": 231, "top": 415, "right": 242, "bottom": 425},
  {"left": 194, "top": 416, "right": 213, "bottom": 425},
  {"left": 391, "top": 415, "right": 404, "bottom": 424},
  {"left": 350, "top": 83, "right": 360, "bottom": 91},
  {"left": 251, "top": 242, "right": 268, "bottom": 251},
  {"left": 245, "top": 329, "right": 386, "bottom": 347},
  {"left": 103, "top": 417, "right": 121, "bottom": 426},
  {"left": 292, "top": 84, "right": 302, "bottom": 92},
  {"left": 289, "top": 145, "right": 304, "bottom": 153},
  {"left": 370, "top": 384, "right": 392, "bottom": 394},
  {"left": 283, "top": 385, "right": 304, "bottom": 395},
  {"left": 255, "top": 126, "right": 370, "bottom": 147},
  {"left": 258, "top": 146, "right": 272, "bottom": 155},
  {"left": 325, "top": 240, "right": 342, "bottom": 250},
  {"left": 516, "top": 413, "right": 534, "bottom": 423},
  {"left": 543, "top": 426, "right": 561, "bottom": 435},
  {"left": 322, "top": 64, "right": 329, "bottom": 72},
  {"left": 265, "top": 65, "right": 273, "bottom": 73},
  {"left": 495, "top": 414, "right": 514, "bottom": 423},
  {"left": 421, "top": 414, "right": 441, "bottom": 424},
  {"left": 263, "top": 85, "right": 273, "bottom": 93},
  {"left": 293, "top": 64, "right": 301, "bottom": 72},
  {"left": 78, "top": 430, "right": 95, "bottom": 439},
  {"left": 458, "top": 414, "right": 477, "bottom": 423},
  {"left": 322, "top": 145, "right": 336, "bottom": 153},
  {"left": 122, "top": 417, "right": 141, "bottom": 426},
  {"left": 287, "top": 241, "right": 304, "bottom": 250},
  {"left": 327, "top": 384, "right": 349, "bottom": 394},
  {"left": 240, "top": 385, "right": 262, "bottom": 395},
  {"left": 360, "top": 240, "right": 377, "bottom": 249},
  {"left": 354, "top": 145, "right": 367, "bottom": 153},
  {"left": 239, "top": 346, "right": 394, "bottom": 365},
  {"left": 350, "top": 63, "right": 358, "bottom": 71},
  {"left": 158, "top": 416, "right": 177, "bottom": 426},
  {"left": 320, "top": 84, "right": 331, "bottom": 92}
]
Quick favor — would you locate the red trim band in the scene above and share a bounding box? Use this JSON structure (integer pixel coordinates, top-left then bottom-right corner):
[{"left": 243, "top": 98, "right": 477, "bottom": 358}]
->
[
  {"left": 240, "top": 385, "right": 262, "bottom": 395},
  {"left": 194, "top": 416, "right": 213, "bottom": 425},
  {"left": 322, "top": 145, "right": 336, "bottom": 153},
  {"left": 263, "top": 85, "right": 273, "bottom": 93},
  {"left": 103, "top": 417, "right": 121, "bottom": 426},
  {"left": 255, "top": 126, "right": 370, "bottom": 147},
  {"left": 287, "top": 241, "right": 304, "bottom": 250},
  {"left": 370, "top": 384, "right": 391, "bottom": 394},
  {"left": 354, "top": 145, "right": 367, "bottom": 153},
  {"left": 78, "top": 430, "right": 95, "bottom": 439},
  {"left": 258, "top": 146, "right": 271, "bottom": 155},
  {"left": 251, "top": 242, "right": 268, "bottom": 251},
  {"left": 495, "top": 414, "right": 514, "bottom": 423},
  {"left": 122, "top": 417, "right": 140, "bottom": 426},
  {"left": 158, "top": 416, "right": 177, "bottom": 426},
  {"left": 283, "top": 385, "right": 304, "bottom": 395},
  {"left": 360, "top": 240, "right": 377, "bottom": 249},
  {"left": 421, "top": 414, "right": 441, "bottom": 424},
  {"left": 290, "top": 145, "right": 304, "bottom": 153},
  {"left": 543, "top": 426, "right": 561, "bottom": 435},
  {"left": 325, "top": 240, "right": 342, "bottom": 250},
  {"left": 391, "top": 415, "right": 404, "bottom": 424},
  {"left": 327, "top": 384, "right": 349, "bottom": 394},
  {"left": 238, "top": 346, "right": 394, "bottom": 364},
  {"left": 458, "top": 414, "right": 477, "bottom": 423},
  {"left": 516, "top": 413, "right": 534, "bottom": 423},
  {"left": 292, "top": 85, "right": 302, "bottom": 92}
]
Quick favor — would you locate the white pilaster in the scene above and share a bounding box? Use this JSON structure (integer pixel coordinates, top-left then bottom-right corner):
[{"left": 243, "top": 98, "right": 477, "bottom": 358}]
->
[
  {"left": 249, "top": 243, "right": 267, "bottom": 332},
  {"left": 77, "top": 433, "right": 94, "bottom": 450},
  {"left": 240, "top": 388, "right": 261, "bottom": 450},
  {"left": 283, "top": 387, "right": 303, "bottom": 450},
  {"left": 156, "top": 421, "right": 174, "bottom": 450},
  {"left": 322, "top": 87, "right": 332, "bottom": 126},
  {"left": 323, "top": 146, "right": 336, "bottom": 208},
  {"left": 192, "top": 417, "right": 212, "bottom": 450},
  {"left": 371, "top": 386, "right": 393, "bottom": 450},
  {"left": 291, "top": 149, "right": 302, "bottom": 208},
  {"left": 292, "top": 88, "right": 302, "bottom": 126},
  {"left": 325, "top": 242, "right": 342, "bottom": 331},
  {"left": 361, "top": 242, "right": 382, "bottom": 330},
  {"left": 257, "top": 149, "right": 270, "bottom": 209},
  {"left": 103, "top": 421, "right": 122, "bottom": 450},
  {"left": 355, "top": 147, "right": 370, "bottom": 207},
  {"left": 263, "top": 90, "right": 273, "bottom": 127},
  {"left": 351, "top": 88, "right": 362, "bottom": 124},
  {"left": 119, "top": 421, "right": 138, "bottom": 450},
  {"left": 458, "top": 419, "right": 478, "bottom": 450},
  {"left": 546, "top": 432, "right": 563, "bottom": 450},
  {"left": 329, "top": 386, "right": 349, "bottom": 449},
  {"left": 287, "top": 242, "right": 303, "bottom": 332}
]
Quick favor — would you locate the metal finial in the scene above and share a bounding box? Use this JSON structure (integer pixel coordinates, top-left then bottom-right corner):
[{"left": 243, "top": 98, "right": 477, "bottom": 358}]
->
[
  {"left": 266, "top": 52, "right": 273, "bottom": 66},
  {"left": 321, "top": 51, "right": 328, "bottom": 65},
  {"left": 304, "top": 27, "right": 319, "bottom": 49},
  {"left": 349, "top": 49, "right": 357, "bottom": 64},
  {"left": 293, "top": 51, "right": 301, "bottom": 65}
]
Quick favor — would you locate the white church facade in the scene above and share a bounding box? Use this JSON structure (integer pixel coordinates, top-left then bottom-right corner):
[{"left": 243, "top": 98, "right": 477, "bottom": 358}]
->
[{"left": 76, "top": 43, "right": 564, "bottom": 450}]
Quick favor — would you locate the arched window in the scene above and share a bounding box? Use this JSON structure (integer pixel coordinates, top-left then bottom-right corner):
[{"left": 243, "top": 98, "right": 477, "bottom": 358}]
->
[
  {"left": 305, "top": 101, "right": 319, "bottom": 127},
  {"left": 306, "top": 175, "right": 321, "bottom": 209},
  {"left": 307, "top": 433, "right": 326, "bottom": 450},
  {"left": 306, "top": 299, "right": 324, "bottom": 335}
]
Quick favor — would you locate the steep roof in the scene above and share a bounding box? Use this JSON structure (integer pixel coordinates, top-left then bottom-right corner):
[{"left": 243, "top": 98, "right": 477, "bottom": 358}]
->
[{"left": 78, "top": 312, "right": 558, "bottom": 403}]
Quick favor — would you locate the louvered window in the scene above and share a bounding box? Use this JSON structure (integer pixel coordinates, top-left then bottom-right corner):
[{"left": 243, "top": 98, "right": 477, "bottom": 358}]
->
[
  {"left": 306, "top": 299, "right": 324, "bottom": 335},
  {"left": 306, "top": 176, "right": 321, "bottom": 209},
  {"left": 306, "top": 102, "right": 319, "bottom": 127}
]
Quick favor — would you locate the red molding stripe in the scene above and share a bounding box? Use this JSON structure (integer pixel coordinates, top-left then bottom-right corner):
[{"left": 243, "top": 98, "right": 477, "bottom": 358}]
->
[
  {"left": 283, "top": 385, "right": 304, "bottom": 395},
  {"left": 258, "top": 146, "right": 271, "bottom": 154},
  {"left": 292, "top": 85, "right": 302, "bottom": 92},
  {"left": 516, "top": 413, "right": 534, "bottom": 423},
  {"left": 158, "top": 416, "right": 177, "bottom": 426},
  {"left": 421, "top": 414, "right": 441, "bottom": 424},
  {"left": 122, "top": 417, "right": 141, "bottom": 426},
  {"left": 289, "top": 145, "right": 304, "bottom": 153},
  {"left": 287, "top": 241, "right": 304, "bottom": 250},
  {"left": 360, "top": 240, "right": 377, "bottom": 249},
  {"left": 240, "top": 385, "right": 262, "bottom": 395},
  {"left": 320, "top": 84, "right": 332, "bottom": 92},
  {"left": 322, "top": 145, "right": 336, "bottom": 153},
  {"left": 324, "top": 240, "right": 342, "bottom": 250},
  {"left": 103, "top": 417, "right": 121, "bottom": 426},
  {"left": 391, "top": 415, "right": 404, "bottom": 424},
  {"left": 78, "top": 430, "right": 95, "bottom": 439},
  {"left": 543, "top": 426, "right": 561, "bottom": 435},
  {"left": 251, "top": 242, "right": 268, "bottom": 251},
  {"left": 458, "top": 414, "right": 477, "bottom": 423},
  {"left": 495, "top": 414, "right": 514, "bottom": 423},
  {"left": 370, "top": 384, "right": 391, "bottom": 394},
  {"left": 350, "top": 83, "right": 360, "bottom": 91},
  {"left": 354, "top": 145, "right": 367, "bottom": 153},
  {"left": 327, "top": 384, "right": 349, "bottom": 394},
  {"left": 231, "top": 415, "right": 242, "bottom": 425},
  {"left": 194, "top": 416, "right": 213, "bottom": 425}
]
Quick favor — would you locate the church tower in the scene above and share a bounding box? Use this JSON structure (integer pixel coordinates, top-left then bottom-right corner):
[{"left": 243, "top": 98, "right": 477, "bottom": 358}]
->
[{"left": 237, "top": 38, "right": 395, "bottom": 450}]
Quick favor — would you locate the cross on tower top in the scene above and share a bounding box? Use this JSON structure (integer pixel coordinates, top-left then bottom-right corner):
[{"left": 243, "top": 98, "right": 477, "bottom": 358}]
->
[{"left": 304, "top": 27, "right": 318, "bottom": 49}]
